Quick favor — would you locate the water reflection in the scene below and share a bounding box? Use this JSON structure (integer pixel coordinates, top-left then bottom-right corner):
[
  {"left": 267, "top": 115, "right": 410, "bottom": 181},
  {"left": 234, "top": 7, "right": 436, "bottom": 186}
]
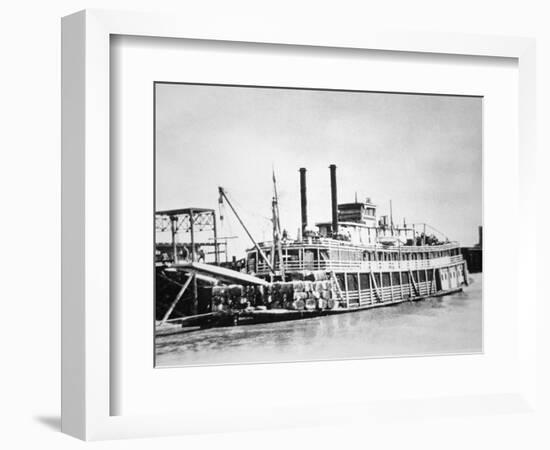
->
[{"left": 156, "top": 274, "right": 482, "bottom": 367}]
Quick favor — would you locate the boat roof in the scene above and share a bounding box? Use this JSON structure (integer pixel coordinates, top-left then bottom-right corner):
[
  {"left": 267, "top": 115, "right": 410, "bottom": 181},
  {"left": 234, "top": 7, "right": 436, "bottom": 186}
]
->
[
  {"left": 167, "top": 262, "right": 270, "bottom": 286},
  {"left": 156, "top": 207, "right": 214, "bottom": 216},
  {"left": 338, "top": 201, "right": 376, "bottom": 209}
]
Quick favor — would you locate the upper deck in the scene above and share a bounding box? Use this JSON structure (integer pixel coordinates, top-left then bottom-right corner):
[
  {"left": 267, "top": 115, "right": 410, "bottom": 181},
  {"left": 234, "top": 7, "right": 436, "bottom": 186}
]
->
[{"left": 247, "top": 237, "right": 464, "bottom": 276}]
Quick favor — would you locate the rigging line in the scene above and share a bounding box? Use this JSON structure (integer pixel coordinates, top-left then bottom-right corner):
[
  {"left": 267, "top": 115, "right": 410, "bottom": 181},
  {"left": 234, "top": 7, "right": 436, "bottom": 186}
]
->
[
  {"left": 412, "top": 222, "right": 448, "bottom": 239},
  {"left": 424, "top": 223, "right": 448, "bottom": 238}
]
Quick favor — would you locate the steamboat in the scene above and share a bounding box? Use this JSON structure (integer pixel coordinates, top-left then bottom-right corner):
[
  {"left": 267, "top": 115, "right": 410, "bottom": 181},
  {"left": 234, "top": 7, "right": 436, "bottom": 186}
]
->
[{"left": 155, "top": 164, "right": 469, "bottom": 329}]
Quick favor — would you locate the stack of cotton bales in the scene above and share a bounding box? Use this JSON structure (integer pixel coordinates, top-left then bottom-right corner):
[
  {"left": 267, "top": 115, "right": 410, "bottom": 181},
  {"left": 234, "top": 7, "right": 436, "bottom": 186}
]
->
[
  {"left": 243, "top": 285, "right": 266, "bottom": 307},
  {"left": 290, "top": 280, "right": 310, "bottom": 310},
  {"left": 269, "top": 282, "right": 294, "bottom": 309},
  {"left": 311, "top": 280, "right": 332, "bottom": 309},
  {"left": 211, "top": 278, "right": 340, "bottom": 313},
  {"left": 211, "top": 284, "right": 248, "bottom": 311},
  {"left": 282, "top": 279, "right": 336, "bottom": 311},
  {"left": 308, "top": 271, "right": 330, "bottom": 282},
  {"left": 211, "top": 285, "right": 230, "bottom": 312}
]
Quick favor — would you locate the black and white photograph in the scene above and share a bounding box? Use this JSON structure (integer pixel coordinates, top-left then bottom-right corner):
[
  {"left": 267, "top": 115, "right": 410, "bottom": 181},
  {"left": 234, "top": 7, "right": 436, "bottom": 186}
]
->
[{"left": 154, "top": 82, "right": 483, "bottom": 367}]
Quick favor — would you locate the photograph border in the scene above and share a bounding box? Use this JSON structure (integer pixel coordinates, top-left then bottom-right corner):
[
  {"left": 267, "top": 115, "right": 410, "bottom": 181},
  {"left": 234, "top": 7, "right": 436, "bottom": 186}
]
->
[{"left": 61, "top": 9, "right": 536, "bottom": 440}]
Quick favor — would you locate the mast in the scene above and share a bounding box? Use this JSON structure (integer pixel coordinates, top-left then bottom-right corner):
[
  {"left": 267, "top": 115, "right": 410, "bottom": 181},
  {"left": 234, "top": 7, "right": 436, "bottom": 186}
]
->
[
  {"left": 390, "top": 199, "right": 394, "bottom": 236},
  {"left": 218, "top": 187, "right": 275, "bottom": 274},
  {"left": 272, "top": 169, "right": 285, "bottom": 278},
  {"left": 299, "top": 168, "right": 308, "bottom": 236},
  {"left": 329, "top": 164, "right": 338, "bottom": 235}
]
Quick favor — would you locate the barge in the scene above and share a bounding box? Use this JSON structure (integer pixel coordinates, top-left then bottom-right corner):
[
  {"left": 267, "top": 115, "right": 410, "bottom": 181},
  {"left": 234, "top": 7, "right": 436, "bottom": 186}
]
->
[{"left": 155, "top": 164, "right": 469, "bottom": 329}]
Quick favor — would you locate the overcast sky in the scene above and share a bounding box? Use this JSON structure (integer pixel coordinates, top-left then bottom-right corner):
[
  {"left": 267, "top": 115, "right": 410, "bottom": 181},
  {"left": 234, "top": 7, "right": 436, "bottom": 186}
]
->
[{"left": 155, "top": 83, "right": 482, "bottom": 257}]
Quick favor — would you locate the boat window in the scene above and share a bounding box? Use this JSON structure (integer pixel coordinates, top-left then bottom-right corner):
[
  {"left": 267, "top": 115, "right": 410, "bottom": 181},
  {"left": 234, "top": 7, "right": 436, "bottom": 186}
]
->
[
  {"left": 359, "top": 273, "right": 370, "bottom": 288},
  {"left": 392, "top": 272, "right": 400, "bottom": 285},
  {"left": 336, "top": 273, "right": 346, "bottom": 287},
  {"left": 419, "top": 270, "right": 427, "bottom": 282},
  {"left": 347, "top": 273, "right": 358, "bottom": 290},
  {"left": 374, "top": 273, "right": 381, "bottom": 286},
  {"left": 401, "top": 271, "right": 410, "bottom": 284},
  {"left": 287, "top": 249, "right": 300, "bottom": 261},
  {"left": 382, "top": 273, "right": 391, "bottom": 286},
  {"left": 427, "top": 270, "right": 434, "bottom": 281}
]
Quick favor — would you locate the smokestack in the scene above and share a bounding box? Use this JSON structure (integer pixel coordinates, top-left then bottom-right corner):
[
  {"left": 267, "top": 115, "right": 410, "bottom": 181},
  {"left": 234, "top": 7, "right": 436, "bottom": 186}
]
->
[
  {"left": 478, "top": 225, "right": 483, "bottom": 247},
  {"left": 329, "top": 164, "right": 338, "bottom": 235},
  {"left": 299, "top": 168, "right": 308, "bottom": 236}
]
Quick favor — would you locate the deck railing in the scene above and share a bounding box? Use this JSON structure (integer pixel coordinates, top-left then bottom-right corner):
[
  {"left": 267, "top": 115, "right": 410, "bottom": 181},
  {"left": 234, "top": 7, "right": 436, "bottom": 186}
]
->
[
  {"left": 257, "top": 238, "right": 460, "bottom": 254},
  {"left": 255, "top": 254, "right": 464, "bottom": 276}
]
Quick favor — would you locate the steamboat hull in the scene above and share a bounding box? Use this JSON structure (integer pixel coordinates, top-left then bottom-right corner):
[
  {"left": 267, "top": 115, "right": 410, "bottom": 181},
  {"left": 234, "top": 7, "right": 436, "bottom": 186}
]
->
[
  {"left": 157, "top": 257, "right": 469, "bottom": 331},
  {"left": 166, "top": 286, "right": 465, "bottom": 330}
]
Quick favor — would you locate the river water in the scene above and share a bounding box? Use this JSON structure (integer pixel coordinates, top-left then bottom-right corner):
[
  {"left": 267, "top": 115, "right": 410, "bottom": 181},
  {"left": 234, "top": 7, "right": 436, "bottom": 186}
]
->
[{"left": 155, "top": 273, "right": 482, "bottom": 367}]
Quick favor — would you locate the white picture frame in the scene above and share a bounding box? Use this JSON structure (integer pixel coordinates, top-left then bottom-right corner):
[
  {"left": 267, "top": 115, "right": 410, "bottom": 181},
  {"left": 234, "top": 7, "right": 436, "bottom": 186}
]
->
[{"left": 61, "top": 9, "right": 537, "bottom": 441}]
